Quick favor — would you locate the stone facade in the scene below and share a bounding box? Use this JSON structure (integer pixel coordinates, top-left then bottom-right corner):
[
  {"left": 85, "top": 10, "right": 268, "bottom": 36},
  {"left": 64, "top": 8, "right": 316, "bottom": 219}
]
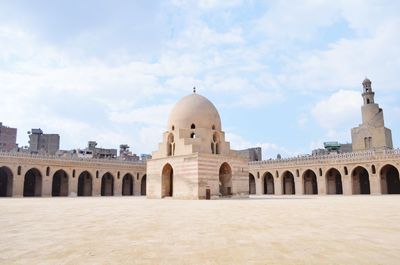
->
[
  {"left": 147, "top": 92, "right": 248, "bottom": 199},
  {"left": 351, "top": 78, "right": 393, "bottom": 151},
  {"left": 0, "top": 122, "right": 17, "bottom": 152},
  {"left": 0, "top": 79, "right": 399, "bottom": 199},
  {"left": 0, "top": 152, "right": 146, "bottom": 197}
]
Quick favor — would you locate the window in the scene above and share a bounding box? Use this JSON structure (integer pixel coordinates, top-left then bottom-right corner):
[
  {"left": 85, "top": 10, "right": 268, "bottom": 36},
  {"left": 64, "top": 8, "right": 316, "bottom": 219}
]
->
[
  {"left": 190, "top": 132, "right": 196, "bottom": 138},
  {"left": 191, "top": 124, "right": 196, "bottom": 129},
  {"left": 212, "top": 125, "right": 215, "bottom": 130}
]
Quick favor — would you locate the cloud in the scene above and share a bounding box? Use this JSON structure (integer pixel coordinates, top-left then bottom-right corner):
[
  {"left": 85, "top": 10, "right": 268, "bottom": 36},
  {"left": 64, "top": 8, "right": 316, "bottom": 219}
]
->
[{"left": 311, "top": 90, "right": 360, "bottom": 129}]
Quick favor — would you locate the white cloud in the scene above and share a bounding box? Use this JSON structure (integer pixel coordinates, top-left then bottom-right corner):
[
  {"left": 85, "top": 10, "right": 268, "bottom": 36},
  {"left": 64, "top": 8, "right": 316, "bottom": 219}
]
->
[{"left": 311, "top": 90, "right": 360, "bottom": 130}]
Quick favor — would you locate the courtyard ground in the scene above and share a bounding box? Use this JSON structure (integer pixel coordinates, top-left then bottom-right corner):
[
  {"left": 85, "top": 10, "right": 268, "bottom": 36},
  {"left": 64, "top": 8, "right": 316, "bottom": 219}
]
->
[{"left": 0, "top": 196, "right": 399, "bottom": 265}]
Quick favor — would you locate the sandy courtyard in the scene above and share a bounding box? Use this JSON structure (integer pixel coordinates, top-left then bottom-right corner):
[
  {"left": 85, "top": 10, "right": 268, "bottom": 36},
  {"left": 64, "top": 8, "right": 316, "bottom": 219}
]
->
[{"left": 0, "top": 196, "right": 399, "bottom": 265}]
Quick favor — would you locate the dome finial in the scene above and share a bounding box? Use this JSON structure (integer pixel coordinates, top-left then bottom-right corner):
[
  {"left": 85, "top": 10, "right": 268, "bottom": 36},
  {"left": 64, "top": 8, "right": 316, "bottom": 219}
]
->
[{"left": 193, "top": 86, "right": 196, "bottom": 94}]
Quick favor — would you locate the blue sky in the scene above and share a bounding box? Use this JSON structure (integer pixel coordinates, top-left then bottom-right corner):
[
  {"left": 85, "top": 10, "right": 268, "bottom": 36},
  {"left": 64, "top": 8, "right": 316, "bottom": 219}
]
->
[{"left": 0, "top": 0, "right": 399, "bottom": 158}]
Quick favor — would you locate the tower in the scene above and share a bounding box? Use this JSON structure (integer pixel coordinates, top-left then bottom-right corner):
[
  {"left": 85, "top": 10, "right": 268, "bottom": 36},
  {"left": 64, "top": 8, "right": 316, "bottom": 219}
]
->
[{"left": 351, "top": 78, "right": 393, "bottom": 151}]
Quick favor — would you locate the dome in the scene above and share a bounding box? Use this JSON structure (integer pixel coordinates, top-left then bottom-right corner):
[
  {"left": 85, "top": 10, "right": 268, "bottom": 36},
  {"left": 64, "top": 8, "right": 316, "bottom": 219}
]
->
[{"left": 168, "top": 93, "right": 222, "bottom": 131}]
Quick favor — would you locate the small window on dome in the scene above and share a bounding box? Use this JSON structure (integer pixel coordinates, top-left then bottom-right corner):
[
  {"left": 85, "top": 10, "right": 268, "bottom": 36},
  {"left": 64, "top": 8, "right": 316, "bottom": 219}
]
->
[
  {"left": 172, "top": 125, "right": 175, "bottom": 131},
  {"left": 190, "top": 132, "right": 196, "bottom": 138},
  {"left": 191, "top": 124, "right": 196, "bottom": 129},
  {"left": 212, "top": 125, "right": 215, "bottom": 130}
]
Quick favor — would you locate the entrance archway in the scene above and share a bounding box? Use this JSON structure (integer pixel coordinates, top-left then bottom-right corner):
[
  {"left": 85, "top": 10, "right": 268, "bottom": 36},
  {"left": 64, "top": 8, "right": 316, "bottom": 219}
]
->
[
  {"left": 303, "top": 169, "right": 318, "bottom": 195},
  {"left": 101, "top": 172, "right": 114, "bottom": 196},
  {"left": 0, "top": 166, "right": 13, "bottom": 197},
  {"left": 161, "top": 164, "right": 173, "bottom": 198},
  {"left": 282, "top": 171, "right": 295, "bottom": 195},
  {"left": 52, "top": 170, "right": 68, "bottom": 196},
  {"left": 141, "top": 175, "right": 146, "bottom": 195},
  {"left": 78, "top": 171, "right": 92, "bottom": 196},
  {"left": 122, "top": 174, "right": 133, "bottom": 196},
  {"left": 352, "top": 166, "right": 370, "bottom": 194},
  {"left": 263, "top": 172, "right": 274, "bottom": 194},
  {"left": 23, "top": 168, "right": 42, "bottom": 197},
  {"left": 326, "top": 168, "right": 343, "bottom": 194},
  {"left": 219, "top": 162, "right": 232, "bottom": 196},
  {"left": 249, "top": 173, "right": 256, "bottom": 195},
  {"left": 380, "top": 164, "right": 400, "bottom": 194}
]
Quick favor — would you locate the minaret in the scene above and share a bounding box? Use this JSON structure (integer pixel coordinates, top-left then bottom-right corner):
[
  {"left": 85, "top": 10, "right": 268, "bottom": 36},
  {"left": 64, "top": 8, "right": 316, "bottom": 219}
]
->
[
  {"left": 351, "top": 78, "right": 393, "bottom": 151},
  {"left": 362, "top": 78, "right": 375, "bottom": 105}
]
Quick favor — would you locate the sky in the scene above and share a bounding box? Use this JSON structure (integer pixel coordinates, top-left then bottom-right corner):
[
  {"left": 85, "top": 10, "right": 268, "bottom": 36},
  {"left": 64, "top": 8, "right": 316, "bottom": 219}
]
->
[{"left": 0, "top": 0, "right": 399, "bottom": 159}]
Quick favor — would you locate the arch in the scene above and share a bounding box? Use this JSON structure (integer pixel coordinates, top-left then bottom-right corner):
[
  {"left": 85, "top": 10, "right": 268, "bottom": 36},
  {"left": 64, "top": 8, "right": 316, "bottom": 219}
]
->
[
  {"left": 78, "top": 171, "right": 92, "bottom": 196},
  {"left": 162, "top": 164, "right": 173, "bottom": 198},
  {"left": 351, "top": 166, "right": 370, "bottom": 194},
  {"left": 122, "top": 173, "right": 134, "bottom": 196},
  {"left": 191, "top": 123, "right": 196, "bottom": 129},
  {"left": 325, "top": 168, "right": 343, "bottom": 194},
  {"left": 167, "top": 133, "right": 174, "bottom": 156},
  {"left": 52, "top": 169, "right": 68, "bottom": 197},
  {"left": 141, "top": 175, "right": 147, "bottom": 195},
  {"left": 219, "top": 162, "right": 232, "bottom": 196},
  {"left": 0, "top": 166, "right": 13, "bottom": 197},
  {"left": 282, "top": 171, "right": 295, "bottom": 195},
  {"left": 302, "top": 169, "right": 318, "bottom": 195},
  {"left": 380, "top": 164, "right": 400, "bottom": 194},
  {"left": 263, "top": 172, "right": 274, "bottom": 195},
  {"left": 23, "top": 168, "right": 42, "bottom": 197},
  {"left": 249, "top": 173, "right": 256, "bottom": 195},
  {"left": 101, "top": 172, "right": 114, "bottom": 196}
]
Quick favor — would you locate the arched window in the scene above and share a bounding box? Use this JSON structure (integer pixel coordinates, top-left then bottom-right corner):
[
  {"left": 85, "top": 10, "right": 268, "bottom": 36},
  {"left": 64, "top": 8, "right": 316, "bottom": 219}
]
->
[
  {"left": 190, "top": 132, "right": 196, "bottom": 138},
  {"left": 96, "top": 170, "right": 99, "bottom": 179},
  {"left": 319, "top": 168, "right": 322, "bottom": 176},
  {"left": 172, "top": 125, "right": 175, "bottom": 131},
  {"left": 344, "top": 166, "right": 348, "bottom": 175},
  {"left": 17, "top": 166, "right": 21, "bottom": 175},
  {"left": 167, "top": 133, "right": 175, "bottom": 156},
  {"left": 212, "top": 125, "right": 215, "bottom": 130},
  {"left": 46, "top": 167, "right": 50, "bottom": 177},
  {"left": 371, "top": 165, "right": 376, "bottom": 174},
  {"left": 191, "top": 124, "right": 196, "bottom": 129},
  {"left": 73, "top": 169, "right": 76, "bottom": 178}
]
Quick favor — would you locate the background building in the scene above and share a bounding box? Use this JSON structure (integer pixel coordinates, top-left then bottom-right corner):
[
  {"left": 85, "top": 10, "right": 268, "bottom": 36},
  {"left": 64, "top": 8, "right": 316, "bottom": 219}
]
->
[
  {"left": 0, "top": 122, "right": 17, "bottom": 152},
  {"left": 28, "top": 128, "right": 60, "bottom": 155}
]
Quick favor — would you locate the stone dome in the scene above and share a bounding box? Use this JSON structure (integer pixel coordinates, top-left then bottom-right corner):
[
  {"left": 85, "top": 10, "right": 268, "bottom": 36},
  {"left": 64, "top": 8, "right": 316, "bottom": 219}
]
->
[{"left": 168, "top": 93, "right": 222, "bottom": 131}]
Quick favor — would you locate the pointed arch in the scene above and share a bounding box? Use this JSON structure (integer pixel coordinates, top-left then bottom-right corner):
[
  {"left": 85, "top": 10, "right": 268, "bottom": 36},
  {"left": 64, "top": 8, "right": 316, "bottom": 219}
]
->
[
  {"left": 262, "top": 172, "right": 274, "bottom": 195},
  {"left": 249, "top": 173, "right": 256, "bottom": 195},
  {"left": 23, "top": 168, "right": 42, "bottom": 197},
  {"left": 380, "top": 164, "right": 400, "bottom": 194},
  {"left": 219, "top": 162, "right": 232, "bottom": 196},
  {"left": 162, "top": 164, "right": 173, "bottom": 198},
  {"left": 101, "top": 172, "right": 114, "bottom": 196},
  {"left": 141, "top": 174, "right": 147, "bottom": 196},
  {"left": 0, "top": 166, "right": 13, "bottom": 197},
  {"left": 302, "top": 169, "right": 318, "bottom": 195},
  {"left": 122, "top": 173, "right": 134, "bottom": 196},
  {"left": 325, "top": 168, "right": 343, "bottom": 194},
  {"left": 78, "top": 171, "right": 92, "bottom": 196},
  {"left": 282, "top": 171, "right": 295, "bottom": 195},
  {"left": 52, "top": 169, "right": 68, "bottom": 196},
  {"left": 351, "top": 166, "right": 370, "bottom": 194}
]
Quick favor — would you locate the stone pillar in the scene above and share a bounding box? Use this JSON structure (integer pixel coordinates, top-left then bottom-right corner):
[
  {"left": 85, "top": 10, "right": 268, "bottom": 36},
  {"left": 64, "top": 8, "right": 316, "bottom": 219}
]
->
[
  {"left": 114, "top": 173, "right": 122, "bottom": 196},
  {"left": 275, "top": 177, "right": 282, "bottom": 195},
  {"left": 69, "top": 169, "right": 77, "bottom": 197},
  {"left": 318, "top": 175, "right": 326, "bottom": 195},
  {"left": 294, "top": 177, "right": 302, "bottom": 195},
  {"left": 13, "top": 173, "right": 24, "bottom": 197},
  {"left": 42, "top": 173, "right": 52, "bottom": 197},
  {"left": 370, "top": 174, "right": 380, "bottom": 195},
  {"left": 342, "top": 175, "right": 352, "bottom": 195},
  {"left": 93, "top": 172, "right": 101, "bottom": 196}
]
